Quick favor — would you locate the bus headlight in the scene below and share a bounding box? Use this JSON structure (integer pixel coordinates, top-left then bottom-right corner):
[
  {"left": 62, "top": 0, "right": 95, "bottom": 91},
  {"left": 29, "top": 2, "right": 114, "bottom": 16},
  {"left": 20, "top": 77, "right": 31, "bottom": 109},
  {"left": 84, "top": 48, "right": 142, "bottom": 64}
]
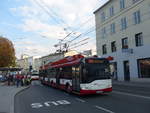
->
[
  {"left": 107, "top": 84, "right": 112, "bottom": 87},
  {"left": 81, "top": 86, "right": 88, "bottom": 90},
  {"left": 81, "top": 87, "right": 86, "bottom": 90}
]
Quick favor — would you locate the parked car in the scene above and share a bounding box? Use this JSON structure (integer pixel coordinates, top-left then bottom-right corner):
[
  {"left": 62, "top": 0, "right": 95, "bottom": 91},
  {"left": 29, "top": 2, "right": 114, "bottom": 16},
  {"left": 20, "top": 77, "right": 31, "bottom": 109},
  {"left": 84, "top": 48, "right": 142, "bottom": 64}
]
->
[{"left": 0, "top": 75, "right": 7, "bottom": 82}]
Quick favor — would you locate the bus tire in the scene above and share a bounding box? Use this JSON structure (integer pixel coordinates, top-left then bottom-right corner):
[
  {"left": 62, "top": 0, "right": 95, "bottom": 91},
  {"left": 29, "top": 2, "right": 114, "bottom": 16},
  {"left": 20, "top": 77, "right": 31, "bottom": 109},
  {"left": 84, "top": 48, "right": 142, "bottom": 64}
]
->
[
  {"left": 50, "top": 81, "right": 54, "bottom": 87},
  {"left": 66, "top": 84, "right": 72, "bottom": 93}
]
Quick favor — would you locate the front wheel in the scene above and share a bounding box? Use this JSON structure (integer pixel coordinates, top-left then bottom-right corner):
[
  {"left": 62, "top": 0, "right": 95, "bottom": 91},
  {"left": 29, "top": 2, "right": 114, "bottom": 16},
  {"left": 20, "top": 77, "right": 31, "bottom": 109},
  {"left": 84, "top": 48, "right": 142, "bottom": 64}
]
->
[{"left": 66, "top": 85, "right": 72, "bottom": 93}]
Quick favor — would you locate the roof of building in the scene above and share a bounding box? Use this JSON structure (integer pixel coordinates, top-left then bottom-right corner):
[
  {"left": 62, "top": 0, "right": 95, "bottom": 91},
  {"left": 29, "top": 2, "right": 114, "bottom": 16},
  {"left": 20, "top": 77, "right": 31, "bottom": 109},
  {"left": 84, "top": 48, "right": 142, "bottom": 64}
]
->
[
  {"left": 93, "top": 0, "right": 111, "bottom": 14},
  {"left": 40, "top": 52, "right": 65, "bottom": 59}
]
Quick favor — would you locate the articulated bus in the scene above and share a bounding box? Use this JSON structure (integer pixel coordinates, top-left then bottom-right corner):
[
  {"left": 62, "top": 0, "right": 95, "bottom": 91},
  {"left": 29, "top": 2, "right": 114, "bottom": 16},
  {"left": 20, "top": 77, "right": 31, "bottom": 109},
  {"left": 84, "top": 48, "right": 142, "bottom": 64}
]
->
[{"left": 39, "top": 54, "right": 112, "bottom": 95}]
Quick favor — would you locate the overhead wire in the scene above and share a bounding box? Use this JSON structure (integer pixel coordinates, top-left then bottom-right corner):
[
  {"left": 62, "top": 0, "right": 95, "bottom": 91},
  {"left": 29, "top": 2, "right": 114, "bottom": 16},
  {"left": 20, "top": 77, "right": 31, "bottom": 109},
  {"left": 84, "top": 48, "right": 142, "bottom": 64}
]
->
[
  {"left": 40, "top": 0, "right": 72, "bottom": 30},
  {"left": 68, "top": 8, "right": 150, "bottom": 46},
  {"left": 69, "top": 42, "right": 89, "bottom": 50},
  {"left": 68, "top": 9, "right": 150, "bottom": 50},
  {"left": 33, "top": 0, "right": 63, "bottom": 25},
  {"left": 34, "top": 0, "right": 99, "bottom": 48},
  {"left": 69, "top": 37, "right": 90, "bottom": 47}
]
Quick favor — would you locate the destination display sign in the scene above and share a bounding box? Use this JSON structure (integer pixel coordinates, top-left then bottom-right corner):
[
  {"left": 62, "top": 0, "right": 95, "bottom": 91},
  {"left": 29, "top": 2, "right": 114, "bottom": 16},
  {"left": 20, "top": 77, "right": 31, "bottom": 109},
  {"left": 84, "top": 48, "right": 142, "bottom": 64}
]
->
[{"left": 87, "top": 59, "right": 104, "bottom": 63}]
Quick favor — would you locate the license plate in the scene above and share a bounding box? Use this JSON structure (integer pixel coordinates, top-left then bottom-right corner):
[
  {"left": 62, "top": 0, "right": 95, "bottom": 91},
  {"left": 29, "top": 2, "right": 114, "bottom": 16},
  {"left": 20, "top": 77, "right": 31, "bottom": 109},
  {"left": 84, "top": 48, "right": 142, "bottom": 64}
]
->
[{"left": 96, "top": 91, "right": 103, "bottom": 94}]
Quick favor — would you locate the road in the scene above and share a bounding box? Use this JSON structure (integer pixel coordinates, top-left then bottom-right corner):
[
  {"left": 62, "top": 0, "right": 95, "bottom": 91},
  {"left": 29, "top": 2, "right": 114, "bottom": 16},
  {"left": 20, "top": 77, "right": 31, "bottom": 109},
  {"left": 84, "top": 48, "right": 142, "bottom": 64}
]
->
[{"left": 15, "top": 81, "right": 150, "bottom": 113}]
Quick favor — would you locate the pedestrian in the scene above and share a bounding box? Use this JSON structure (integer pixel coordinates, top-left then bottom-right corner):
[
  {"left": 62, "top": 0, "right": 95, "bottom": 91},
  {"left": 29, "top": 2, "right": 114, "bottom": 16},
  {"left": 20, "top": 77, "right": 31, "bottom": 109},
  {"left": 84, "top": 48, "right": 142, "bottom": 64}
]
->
[
  {"left": 10, "top": 74, "right": 13, "bottom": 85},
  {"left": 20, "top": 75, "right": 24, "bottom": 86},
  {"left": 16, "top": 73, "right": 21, "bottom": 87},
  {"left": 13, "top": 74, "right": 16, "bottom": 85},
  {"left": 7, "top": 74, "right": 11, "bottom": 86},
  {"left": 28, "top": 76, "right": 31, "bottom": 85}
]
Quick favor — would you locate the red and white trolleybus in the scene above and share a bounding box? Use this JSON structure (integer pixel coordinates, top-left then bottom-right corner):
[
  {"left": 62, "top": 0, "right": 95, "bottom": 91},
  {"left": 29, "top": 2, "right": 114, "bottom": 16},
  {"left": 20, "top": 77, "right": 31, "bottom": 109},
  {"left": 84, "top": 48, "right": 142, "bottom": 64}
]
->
[{"left": 39, "top": 54, "right": 112, "bottom": 95}]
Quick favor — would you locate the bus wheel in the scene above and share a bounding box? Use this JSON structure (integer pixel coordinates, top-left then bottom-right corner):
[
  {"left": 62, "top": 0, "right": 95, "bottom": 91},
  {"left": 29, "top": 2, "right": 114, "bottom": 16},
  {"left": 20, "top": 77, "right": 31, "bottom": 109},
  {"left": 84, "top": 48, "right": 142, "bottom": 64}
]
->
[
  {"left": 66, "top": 85, "right": 72, "bottom": 93},
  {"left": 50, "top": 81, "right": 53, "bottom": 87}
]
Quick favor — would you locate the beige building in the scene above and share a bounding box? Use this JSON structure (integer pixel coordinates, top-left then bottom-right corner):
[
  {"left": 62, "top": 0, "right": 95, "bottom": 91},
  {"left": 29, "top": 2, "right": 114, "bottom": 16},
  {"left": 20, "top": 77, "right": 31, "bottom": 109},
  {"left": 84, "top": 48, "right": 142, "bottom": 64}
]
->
[
  {"left": 17, "top": 56, "right": 32, "bottom": 74},
  {"left": 40, "top": 53, "right": 64, "bottom": 66},
  {"left": 94, "top": 0, "right": 150, "bottom": 81},
  {"left": 17, "top": 55, "right": 41, "bottom": 74},
  {"left": 34, "top": 58, "right": 42, "bottom": 72}
]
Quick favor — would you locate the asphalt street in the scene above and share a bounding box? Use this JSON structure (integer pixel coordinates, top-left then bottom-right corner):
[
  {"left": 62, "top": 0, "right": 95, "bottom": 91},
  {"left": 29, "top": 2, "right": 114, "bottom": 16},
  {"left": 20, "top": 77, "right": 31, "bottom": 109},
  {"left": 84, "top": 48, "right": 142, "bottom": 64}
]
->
[{"left": 15, "top": 81, "right": 150, "bottom": 113}]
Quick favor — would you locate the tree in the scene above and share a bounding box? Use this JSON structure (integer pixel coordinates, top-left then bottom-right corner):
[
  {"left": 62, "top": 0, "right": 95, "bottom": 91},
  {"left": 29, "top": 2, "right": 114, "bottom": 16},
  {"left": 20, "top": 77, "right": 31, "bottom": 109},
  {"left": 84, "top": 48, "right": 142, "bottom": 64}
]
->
[{"left": 0, "top": 36, "right": 16, "bottom": 67}]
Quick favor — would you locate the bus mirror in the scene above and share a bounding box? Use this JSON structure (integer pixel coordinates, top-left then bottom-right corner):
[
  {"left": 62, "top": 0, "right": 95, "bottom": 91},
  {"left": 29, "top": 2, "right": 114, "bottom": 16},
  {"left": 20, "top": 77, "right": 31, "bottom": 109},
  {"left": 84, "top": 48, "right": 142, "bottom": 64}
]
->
[
  {"left": 93, "top": 55, "right": 98, "bottom": 57},
  {"left": 107, "top": 56, "right": 114, "bottom": 61}
]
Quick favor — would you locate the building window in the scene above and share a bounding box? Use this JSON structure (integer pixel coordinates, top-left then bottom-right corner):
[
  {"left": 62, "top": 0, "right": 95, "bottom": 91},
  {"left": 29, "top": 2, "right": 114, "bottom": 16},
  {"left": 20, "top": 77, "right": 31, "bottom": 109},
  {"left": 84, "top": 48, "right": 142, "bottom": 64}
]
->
[
  {"left": 102, "top": 44, "right": 107, "bottom": 54},
  {"left": 101, "top": 27, "right": 106, "bottom": 38},
  {"left": 138, "top": 58, "right": 150, "bottom": 78},
  {"left": 121, "top": 17, "right": 127, "bottom": 30},
  {"left": 120, "top": 0, "right": 125, "bottom": 10},
  {"left": 122, "top": 37, "right": 128, "bottom": 49},
  {"left": 111, "top": 41, "right": 117, "bottom": 52},
  {"left": 110, "top": 6, "right": 114, "bottom": 17},
  {"left": 101, "top": 12, "right": 106, "bottom": 22},
  {"left": 110, "top": 23, "right": 115, "bottom": 34},
  {"left": 135, "top": 32, "right": 143, "bottom": 46},
  {"left": 133, "top": 10, "right": 141, "bottom": 24},
  {"left": 132, "top": 0, "right": 139, "bottom": 4}
]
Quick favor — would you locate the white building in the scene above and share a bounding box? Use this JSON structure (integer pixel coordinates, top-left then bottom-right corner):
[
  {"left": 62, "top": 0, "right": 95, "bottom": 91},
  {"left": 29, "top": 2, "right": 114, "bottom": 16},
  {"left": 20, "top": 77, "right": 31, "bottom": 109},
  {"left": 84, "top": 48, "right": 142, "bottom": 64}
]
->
[
  {"left": 40, "top": 53, "right": 64, "bottom": 66},
  {"left": 94, "top": 0, "right": 150, "bottom": 81},
  {"left": 34, "top": 58, "right": 42, "bottom": 72},
  {"left": 17, "top": 55, "right": 41, "bottom": 74}
]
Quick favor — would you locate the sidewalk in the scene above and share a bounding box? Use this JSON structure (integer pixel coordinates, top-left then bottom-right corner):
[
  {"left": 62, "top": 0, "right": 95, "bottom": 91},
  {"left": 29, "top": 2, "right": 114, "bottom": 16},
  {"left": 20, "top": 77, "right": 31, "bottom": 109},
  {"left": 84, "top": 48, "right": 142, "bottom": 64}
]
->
[
  {"left": 112, "top": 78, "right": 150, "bottom": 88},
  {"left": 0, "top": 82, "right": 29, "bottom": 113}
]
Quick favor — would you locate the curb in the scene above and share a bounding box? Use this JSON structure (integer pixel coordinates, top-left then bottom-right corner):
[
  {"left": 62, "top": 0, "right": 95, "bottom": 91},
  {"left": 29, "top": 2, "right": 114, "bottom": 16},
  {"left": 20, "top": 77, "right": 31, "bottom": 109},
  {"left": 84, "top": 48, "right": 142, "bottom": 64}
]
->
[
  {"left": 0, "top": 82, "right": 7, "bottom": 86},
  {"left": 10, "top": 86, "right": 30, "bottom": 113}
]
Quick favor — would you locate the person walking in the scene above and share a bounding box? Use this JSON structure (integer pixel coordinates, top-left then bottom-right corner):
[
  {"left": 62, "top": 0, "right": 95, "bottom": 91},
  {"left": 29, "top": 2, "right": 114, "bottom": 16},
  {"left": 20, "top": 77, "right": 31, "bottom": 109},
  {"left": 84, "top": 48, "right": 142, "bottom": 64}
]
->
[
  {"left": 20, "top": 75, "right": 24, "bottom": 86},
  {"left": 7, "top": 74, "right": 11, "bottom": 86},
  {"left": 16, "top": 73, "right": 21, "bottom": 87},
  {"left": 10, "top": 74, "right": 13, "bottom": 85}
]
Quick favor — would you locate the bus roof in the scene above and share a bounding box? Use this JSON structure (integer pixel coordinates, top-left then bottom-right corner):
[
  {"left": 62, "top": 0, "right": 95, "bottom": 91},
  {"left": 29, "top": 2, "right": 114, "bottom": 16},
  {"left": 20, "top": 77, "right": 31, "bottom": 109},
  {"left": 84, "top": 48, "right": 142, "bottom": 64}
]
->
[
  {"left": 41, "top": 55, "right": 113, "bottom": 69},
  {"left": 50, "top": 54, "right": 84, "bottom": 68}
]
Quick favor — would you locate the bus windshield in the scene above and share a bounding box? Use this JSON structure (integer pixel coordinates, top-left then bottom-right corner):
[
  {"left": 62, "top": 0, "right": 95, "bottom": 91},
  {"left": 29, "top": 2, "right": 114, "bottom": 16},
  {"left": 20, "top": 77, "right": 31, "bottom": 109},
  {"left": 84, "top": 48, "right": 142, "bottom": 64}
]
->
[
  {"left": 82, "top": 59, "right": 111, "bottom": 83},
  {"left": 32, "top": 74, "right": 39, "bottom": 76}
]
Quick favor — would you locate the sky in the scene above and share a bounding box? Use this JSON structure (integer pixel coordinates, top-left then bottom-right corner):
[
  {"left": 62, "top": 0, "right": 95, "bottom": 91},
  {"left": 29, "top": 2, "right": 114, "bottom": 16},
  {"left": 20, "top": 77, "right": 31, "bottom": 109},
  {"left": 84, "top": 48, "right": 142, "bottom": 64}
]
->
[{"left": 0, "top": 0, "right": 108, "bottom": 59}]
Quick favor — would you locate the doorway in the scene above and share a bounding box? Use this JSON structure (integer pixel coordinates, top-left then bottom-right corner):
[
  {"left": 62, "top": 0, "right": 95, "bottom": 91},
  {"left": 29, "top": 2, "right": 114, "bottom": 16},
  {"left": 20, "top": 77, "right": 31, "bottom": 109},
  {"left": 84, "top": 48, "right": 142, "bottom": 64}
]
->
[{"left": 123, "top": 61, "right": 130, "bottom": 81}]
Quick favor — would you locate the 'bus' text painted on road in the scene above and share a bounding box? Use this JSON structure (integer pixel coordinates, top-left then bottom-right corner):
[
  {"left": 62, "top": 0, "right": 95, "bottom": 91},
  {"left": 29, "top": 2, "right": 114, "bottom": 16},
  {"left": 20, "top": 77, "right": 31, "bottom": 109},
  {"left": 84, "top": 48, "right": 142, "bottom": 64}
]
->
[{"left": 31, "top": 100, "right": 71, "bottom": 108}]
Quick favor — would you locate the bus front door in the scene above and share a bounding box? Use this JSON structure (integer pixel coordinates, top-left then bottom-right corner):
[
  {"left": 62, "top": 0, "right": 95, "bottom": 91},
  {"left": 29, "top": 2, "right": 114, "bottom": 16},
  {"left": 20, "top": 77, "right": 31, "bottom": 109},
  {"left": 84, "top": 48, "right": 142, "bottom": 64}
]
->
[{"left": 72, "top": 67, "right": 80, "bottom": 92}]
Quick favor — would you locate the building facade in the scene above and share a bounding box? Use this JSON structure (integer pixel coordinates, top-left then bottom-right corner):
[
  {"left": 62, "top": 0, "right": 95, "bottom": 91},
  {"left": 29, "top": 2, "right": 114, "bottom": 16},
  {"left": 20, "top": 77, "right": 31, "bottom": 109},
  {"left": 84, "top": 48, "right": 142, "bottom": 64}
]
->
[
  {"left": 94, "top": 0, "right": 150, "bottom": 81},
  {"left": 40, "top": 53, "right": 65, "bottom": 67},
  {"left": 17, "top": 55, "right": 41, "bottom": 74},
  {"left": 17, "top": 56, "right": 32, "bottom": 74}
]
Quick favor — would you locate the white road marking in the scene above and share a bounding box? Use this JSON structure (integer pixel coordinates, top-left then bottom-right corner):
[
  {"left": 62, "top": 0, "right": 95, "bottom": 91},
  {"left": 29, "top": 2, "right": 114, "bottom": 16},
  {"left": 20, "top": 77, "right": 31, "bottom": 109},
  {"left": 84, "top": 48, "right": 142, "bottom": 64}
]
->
[
  {"left": 75, "top": 98, "right": 85, "bottom": 103},
  {"left": 44, "top": 101, "right": 59, "bottom": 106},
  {"left": 95, "top": 105, "right": 115, "bottom": 113},
  {"left": 31, "top": 103, "right": 43, "bottom": 108},
  {"left": 57, "top": 100, "right": 71, "bottom": 104},
  {"left": 113, "top": 91, "right": 150, "bottom": 100},
  {"left": 113, "top": 88, "right": 149, "bottom": 94},
  {"left": 31, "top": 100, "right": 71, "bottom": 109}
]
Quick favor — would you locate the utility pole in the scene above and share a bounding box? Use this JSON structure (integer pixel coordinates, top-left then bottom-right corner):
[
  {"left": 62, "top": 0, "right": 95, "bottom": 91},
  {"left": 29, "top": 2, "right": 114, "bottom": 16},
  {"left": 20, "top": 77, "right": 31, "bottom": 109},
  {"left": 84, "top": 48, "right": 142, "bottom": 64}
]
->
[
  {"left": 54, "top": 32, "right": 73, "bottom": 53},
  {"left": 54, "top": 39, "right": 67, "bottom": 53}
]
